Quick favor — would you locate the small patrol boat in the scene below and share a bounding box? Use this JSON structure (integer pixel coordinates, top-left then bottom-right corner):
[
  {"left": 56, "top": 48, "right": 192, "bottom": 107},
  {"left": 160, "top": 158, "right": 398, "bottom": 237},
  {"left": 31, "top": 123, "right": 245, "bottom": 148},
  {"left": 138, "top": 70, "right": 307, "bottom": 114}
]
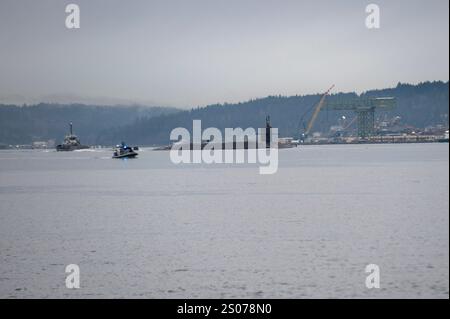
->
[{"left": 112, "top": 142, "right": 138, "bottom": 159}]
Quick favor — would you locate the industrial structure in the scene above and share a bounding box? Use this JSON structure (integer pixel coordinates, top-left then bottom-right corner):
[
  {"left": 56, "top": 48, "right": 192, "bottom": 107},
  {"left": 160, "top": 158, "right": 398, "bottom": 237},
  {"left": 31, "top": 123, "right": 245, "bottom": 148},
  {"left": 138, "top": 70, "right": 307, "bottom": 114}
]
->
[
  {"left": 325, "top": 97, "right": 396, "bottom": 139},
  {"left": 298, "top": 85, "right": 397, "bottom": 141}
]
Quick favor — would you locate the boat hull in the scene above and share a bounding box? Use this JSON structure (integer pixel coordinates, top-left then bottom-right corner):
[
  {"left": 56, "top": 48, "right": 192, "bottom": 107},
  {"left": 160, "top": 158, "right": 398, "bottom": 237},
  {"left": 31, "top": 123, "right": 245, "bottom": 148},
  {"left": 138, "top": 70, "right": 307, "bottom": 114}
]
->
[
  {"left": 56, "top": 145, "right": 89, "bottom": 151},
  {"left": 112, "top": 151, "right": 138, "bottom": 159}
]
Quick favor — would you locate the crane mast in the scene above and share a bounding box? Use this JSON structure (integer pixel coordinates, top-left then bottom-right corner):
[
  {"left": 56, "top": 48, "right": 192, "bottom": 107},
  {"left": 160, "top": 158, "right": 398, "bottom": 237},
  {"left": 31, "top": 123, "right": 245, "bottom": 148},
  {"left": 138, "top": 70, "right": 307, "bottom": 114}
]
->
[{"left": 304, "top": 84, "right": 335, "bottom": 136}]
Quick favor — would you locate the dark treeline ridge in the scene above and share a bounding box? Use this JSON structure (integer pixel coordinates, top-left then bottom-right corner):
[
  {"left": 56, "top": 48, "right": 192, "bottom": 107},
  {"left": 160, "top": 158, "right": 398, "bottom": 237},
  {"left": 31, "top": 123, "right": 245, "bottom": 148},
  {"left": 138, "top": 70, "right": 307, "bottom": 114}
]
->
[
  {"left": 0, "top": 104, "right": 179, "bottom": 145},
  {"left": 102, "top": 81, "right": 449, "bottom": 146},
  {"left": 0, "top": 81, "right": 448, "bottom": 146}
]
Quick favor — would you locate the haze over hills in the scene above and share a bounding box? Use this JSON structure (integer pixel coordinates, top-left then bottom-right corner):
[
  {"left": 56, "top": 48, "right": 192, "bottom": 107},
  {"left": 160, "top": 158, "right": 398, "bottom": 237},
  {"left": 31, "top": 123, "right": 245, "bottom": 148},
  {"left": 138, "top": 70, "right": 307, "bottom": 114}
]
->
[
  {"left": 0, "top": 81, "right": 448, "bottom": 146},
  {"left": 0, "top": 93, "right": 163, "bottom": 108}
]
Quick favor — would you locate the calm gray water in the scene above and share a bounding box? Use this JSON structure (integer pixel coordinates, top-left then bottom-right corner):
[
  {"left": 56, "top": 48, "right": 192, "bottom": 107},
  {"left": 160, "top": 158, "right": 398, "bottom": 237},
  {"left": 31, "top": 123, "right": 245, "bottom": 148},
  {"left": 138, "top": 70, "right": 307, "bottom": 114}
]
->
[{"left": 0, "top": 143, "right": 448, "bottom": 298}]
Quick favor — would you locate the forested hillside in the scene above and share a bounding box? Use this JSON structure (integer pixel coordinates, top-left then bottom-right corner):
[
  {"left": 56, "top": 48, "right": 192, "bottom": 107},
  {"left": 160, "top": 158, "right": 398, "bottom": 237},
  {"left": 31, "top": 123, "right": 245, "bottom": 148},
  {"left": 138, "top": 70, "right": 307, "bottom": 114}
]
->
[
  {"left": 0, "top": 104, "right": 179, "bottom": 145},
  {"left": 101, "top": 81, "right": 449, "bottom": 145},
  {"left": 0, "top": 81, "right": 448, "bottom": 146}
]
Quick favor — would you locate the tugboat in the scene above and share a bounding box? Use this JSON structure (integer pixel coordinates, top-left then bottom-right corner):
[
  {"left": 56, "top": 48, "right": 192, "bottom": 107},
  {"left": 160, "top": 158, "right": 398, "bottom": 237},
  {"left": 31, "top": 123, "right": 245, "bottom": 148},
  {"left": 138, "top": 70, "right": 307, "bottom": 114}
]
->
[
  {"left": 56, "top": 122, "right": 89, "bottom": 151},
  {"left": 112, "top": 142, "right": 138, "bottom": 159}
]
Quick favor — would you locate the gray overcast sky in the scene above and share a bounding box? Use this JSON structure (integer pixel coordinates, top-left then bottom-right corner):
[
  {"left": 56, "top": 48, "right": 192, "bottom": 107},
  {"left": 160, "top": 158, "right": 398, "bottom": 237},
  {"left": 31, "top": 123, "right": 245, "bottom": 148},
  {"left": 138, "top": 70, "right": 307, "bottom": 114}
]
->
[{"left": 0, "top": 0, "right": 448, "bottom": 107}]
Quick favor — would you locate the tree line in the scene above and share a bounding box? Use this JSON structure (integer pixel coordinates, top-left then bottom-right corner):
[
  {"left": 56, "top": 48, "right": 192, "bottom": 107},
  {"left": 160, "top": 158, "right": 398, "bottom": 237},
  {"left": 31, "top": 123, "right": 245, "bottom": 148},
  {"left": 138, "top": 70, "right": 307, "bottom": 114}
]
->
[{"left": 0, "top": 81, "right": 448, "bottom": 146}]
